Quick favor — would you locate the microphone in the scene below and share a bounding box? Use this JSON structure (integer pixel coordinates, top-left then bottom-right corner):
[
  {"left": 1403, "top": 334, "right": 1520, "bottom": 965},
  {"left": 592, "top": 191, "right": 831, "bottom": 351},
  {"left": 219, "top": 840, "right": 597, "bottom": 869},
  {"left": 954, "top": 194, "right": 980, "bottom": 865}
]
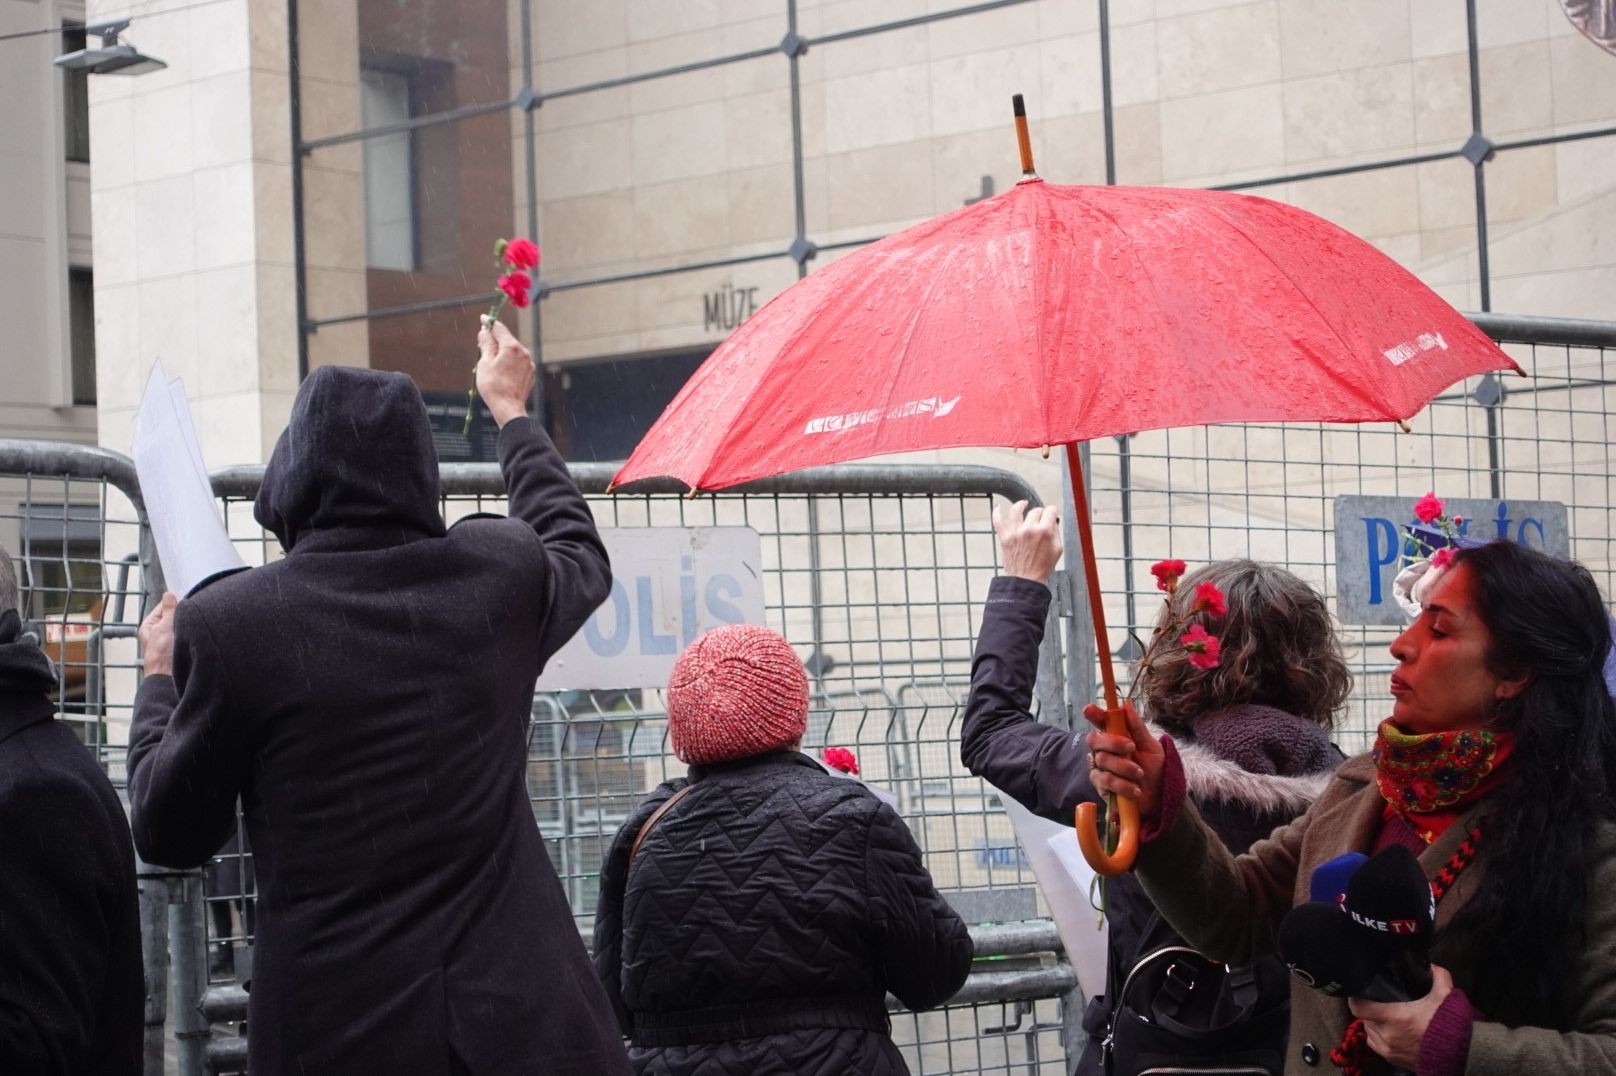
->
[
  {"left": 1309, "top": 852, "right": 1368, "bottom": 904},
  {"left": 1344, "top": 845, "right": 1436, "bottom": 949},
  {"left": 1278, "top": 902, "right": 1430, "bottom": 1002},
  {"left": 1280, "top": 846, "right": 1437, "bottom": 1003},
  {"left": 1278, "top": 902, "right": 1393, "bottom": 999}
]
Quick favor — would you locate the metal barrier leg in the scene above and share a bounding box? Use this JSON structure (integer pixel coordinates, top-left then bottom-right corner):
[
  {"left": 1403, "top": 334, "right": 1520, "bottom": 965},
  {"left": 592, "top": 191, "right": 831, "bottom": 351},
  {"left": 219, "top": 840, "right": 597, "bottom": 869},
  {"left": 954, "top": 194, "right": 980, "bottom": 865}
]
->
[
  {"left": 1061, "top": 983, "right": 1087, "bottom": 1076},
  {"left": 137, "top": 866, "right": 170, "bottom": 1076},
  {"left": 171, "top": 873, "right": 211, "bottom": 1076}
]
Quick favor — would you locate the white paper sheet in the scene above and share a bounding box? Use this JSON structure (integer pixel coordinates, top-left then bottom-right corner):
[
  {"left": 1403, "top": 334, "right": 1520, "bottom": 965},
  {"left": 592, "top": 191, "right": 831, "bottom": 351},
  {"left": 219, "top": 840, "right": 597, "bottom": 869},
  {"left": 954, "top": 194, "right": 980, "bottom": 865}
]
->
[
  {"left": 1000, "top": 795, "right": 1109, "bottom": 1000},
  {"left": 132, "top": 364, "right": 246, "bottom": 598}
]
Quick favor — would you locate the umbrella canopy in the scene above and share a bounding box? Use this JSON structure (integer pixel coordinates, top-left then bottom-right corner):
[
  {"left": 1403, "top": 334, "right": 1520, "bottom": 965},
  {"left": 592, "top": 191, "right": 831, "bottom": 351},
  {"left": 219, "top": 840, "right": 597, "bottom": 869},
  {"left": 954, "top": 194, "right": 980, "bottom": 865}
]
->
[
  {"left": 614, "top": 176, "right": 1520, "bottom": 876},
  {"left": 615, "top": 180, "right": 1518, "bottom": 492}
]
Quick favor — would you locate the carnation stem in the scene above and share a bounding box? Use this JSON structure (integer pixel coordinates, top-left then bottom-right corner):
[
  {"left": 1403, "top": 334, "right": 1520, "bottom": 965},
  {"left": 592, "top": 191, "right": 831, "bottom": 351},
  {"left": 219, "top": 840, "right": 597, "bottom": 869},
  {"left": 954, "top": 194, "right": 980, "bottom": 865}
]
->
[{"left": 464, "top": 296, "right": 509, "bottom": 435}]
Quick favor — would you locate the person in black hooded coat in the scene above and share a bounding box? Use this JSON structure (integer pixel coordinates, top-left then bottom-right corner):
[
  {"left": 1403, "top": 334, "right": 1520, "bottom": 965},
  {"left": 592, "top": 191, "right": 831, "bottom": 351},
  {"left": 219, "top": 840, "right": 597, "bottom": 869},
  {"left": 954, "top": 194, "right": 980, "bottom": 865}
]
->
[
  {"left": 0, "top": 548, "right": 142, "bottom": 1074},
  {"left": 128, "top": 323, "right": 632, "bottom": 1075}
]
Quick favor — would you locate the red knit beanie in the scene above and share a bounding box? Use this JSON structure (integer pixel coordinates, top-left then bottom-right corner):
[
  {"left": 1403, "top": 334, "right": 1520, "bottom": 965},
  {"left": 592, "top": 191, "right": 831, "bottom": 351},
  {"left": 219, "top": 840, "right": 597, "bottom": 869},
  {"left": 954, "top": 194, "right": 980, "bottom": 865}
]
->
[{"left": 667, "top": 624, "right": 809, "bottom": 765}]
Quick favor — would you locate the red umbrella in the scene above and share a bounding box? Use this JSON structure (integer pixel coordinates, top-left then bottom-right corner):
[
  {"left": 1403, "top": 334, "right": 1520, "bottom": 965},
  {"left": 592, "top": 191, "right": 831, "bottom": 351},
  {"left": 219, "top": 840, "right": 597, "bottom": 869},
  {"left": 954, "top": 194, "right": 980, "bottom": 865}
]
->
[{"left": 613, "top": 100, "right": 1520, "bottom": 874}]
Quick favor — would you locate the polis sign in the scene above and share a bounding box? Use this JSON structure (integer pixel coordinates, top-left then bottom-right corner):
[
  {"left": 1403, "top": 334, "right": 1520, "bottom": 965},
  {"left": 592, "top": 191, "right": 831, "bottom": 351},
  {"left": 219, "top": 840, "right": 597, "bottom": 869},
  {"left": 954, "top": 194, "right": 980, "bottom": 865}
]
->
[
  {"left": 1333, "top": 495, "right": 1569, "bottom": 624},
  {"left": 535, "top": 527, "right": 766, "bottom": 690}
]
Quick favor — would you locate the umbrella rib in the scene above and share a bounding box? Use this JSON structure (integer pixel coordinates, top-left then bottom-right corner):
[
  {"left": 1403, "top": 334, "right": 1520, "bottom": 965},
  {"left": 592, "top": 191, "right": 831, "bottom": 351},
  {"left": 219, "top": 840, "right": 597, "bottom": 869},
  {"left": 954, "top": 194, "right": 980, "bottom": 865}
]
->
[
  {"left": 1195, "top": 200, "right": 1396, "bottom": 418},
  {"left": 868, "top": 248, "right": 960, "bottom": 454},
  {"left": 714, "top": 259, "right": 893, "bottom": 481},
  {"left": 1030, "top": 192, "right": 1051, "bottom": 446}
]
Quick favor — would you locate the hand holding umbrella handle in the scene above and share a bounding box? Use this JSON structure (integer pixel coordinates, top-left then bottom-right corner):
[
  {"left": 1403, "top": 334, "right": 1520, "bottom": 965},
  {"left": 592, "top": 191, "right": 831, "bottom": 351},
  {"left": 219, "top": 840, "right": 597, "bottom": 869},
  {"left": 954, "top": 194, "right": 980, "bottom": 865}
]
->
[{"left": 1075, "top": 706, "right": 1142, "bottom": 877}]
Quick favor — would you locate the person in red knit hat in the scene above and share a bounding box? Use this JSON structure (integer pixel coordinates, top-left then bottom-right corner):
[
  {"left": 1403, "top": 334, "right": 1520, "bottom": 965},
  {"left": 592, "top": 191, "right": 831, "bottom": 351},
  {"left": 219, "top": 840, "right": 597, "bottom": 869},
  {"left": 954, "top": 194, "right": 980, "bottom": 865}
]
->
[
  {"left": 592, "top": 624, "right": 973, "bottom": 1075},
  {"left": 665, "top": 624, "right": 809, "bottom": 765}
]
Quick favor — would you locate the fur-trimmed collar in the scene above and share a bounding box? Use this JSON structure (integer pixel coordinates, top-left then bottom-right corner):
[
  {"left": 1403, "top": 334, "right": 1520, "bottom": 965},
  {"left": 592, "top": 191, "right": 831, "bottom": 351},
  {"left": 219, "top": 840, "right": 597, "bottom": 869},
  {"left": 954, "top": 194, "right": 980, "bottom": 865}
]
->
[
  {"left": 1150, "top": 703, "right": 1342, "bottom": 816},
  {"left": 1172, "top": 736, "right": 1336, "bottom": 815}
]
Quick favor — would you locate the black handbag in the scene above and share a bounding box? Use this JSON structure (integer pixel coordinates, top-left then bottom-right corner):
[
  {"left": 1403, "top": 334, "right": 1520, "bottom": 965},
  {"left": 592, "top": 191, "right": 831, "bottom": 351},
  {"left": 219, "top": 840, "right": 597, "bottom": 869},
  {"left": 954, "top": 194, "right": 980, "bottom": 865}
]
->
[{"left": 1100, "top": 914, "right": 1290, "bottom": 1076}]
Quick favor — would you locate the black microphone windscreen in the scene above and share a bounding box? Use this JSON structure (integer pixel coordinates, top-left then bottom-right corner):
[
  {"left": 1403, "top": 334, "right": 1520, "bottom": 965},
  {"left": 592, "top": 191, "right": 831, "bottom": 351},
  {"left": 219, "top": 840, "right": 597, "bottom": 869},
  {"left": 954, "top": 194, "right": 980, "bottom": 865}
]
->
[
  {"left": 1278, "top": 901, "right": 1390, "bottom": 998},
  {"left": 1344, "top": 844, "right": 1435, "bottom": 947}
]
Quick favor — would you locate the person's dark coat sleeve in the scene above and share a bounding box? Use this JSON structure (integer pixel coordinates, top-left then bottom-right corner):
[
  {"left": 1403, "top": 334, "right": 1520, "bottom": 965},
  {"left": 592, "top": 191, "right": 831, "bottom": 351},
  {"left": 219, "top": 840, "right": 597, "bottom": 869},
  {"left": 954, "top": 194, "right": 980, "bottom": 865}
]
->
[
  {"left": 0, "top": 774, "right": 117, "bottom": 1072},
  {"left": 592, "top": 785, "right": 677, "bottom": 1035},
  {"left": 864, "top": 801, "right": 973, "bottom": 1010},
  {"left": 127, "top": 602, "right": 249, "bottom": 868},
  {"left": 960, "top": 575, "right": 1100, "bottom": 822},
  {"left": 494, "top": 416, "right": 611, "bottom": 660}
]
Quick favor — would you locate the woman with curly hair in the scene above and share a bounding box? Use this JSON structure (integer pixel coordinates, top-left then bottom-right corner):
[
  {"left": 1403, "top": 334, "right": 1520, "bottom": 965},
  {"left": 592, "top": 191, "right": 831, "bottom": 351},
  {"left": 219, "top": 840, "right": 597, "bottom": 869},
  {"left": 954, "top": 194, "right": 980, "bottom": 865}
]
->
[{"left": 961, "top": 501, "right": 1349, "bottom": 1075}]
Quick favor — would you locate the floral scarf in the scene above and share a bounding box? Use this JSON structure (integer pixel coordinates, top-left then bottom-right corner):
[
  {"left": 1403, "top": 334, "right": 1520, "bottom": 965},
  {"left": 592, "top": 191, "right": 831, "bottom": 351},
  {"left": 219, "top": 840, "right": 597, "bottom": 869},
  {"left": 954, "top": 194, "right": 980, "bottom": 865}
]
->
[{"left": 1373, "top": 719, "right": 1513, "bottom": 842}]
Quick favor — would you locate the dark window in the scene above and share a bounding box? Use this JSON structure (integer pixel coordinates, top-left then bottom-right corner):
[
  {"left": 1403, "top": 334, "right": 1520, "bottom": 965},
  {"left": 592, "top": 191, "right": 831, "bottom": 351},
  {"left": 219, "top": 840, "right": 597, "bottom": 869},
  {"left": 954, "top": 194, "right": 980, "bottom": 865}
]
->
[
  {"left": 360, "top": 67, "right": 415, "bottom": 270},
  {"left": 68, "top": 268, "right": 96, "bottom": 406},
  {"left": 550, "top": 350, "right": 710, "bottom": 463},
  {"left": 62, "top": 24, "right": 90, "bottom": 163}
]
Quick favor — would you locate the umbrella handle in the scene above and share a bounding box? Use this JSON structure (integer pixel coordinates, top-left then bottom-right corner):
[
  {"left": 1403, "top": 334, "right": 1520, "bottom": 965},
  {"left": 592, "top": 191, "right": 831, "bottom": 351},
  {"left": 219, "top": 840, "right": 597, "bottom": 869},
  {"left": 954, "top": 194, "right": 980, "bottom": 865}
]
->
[
  {"left": 1074, "top": 707, "right": 1141, "bottom": 878},
  {"left": 1064, "top": 442, "right": 1140, "bottom": 875}
]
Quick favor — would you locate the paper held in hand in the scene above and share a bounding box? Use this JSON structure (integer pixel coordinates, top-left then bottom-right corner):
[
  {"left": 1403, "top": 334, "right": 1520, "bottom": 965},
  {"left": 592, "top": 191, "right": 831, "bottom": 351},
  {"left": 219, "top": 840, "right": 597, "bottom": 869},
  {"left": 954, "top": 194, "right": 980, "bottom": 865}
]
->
[
  {"left": 1000, "top": 794, "right": 1108, "bottom": 1000},
  {"left": 132, "top": 364, "right": 246, "bottom": 598}
]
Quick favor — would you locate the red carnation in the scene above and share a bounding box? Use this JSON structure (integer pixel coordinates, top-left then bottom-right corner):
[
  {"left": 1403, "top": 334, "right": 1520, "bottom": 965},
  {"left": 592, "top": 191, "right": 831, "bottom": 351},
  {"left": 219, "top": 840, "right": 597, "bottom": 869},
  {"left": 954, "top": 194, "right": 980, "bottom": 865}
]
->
[
  {"left": 503, "top": 237, "right": 540, "bottom": 271},
  {"left": 1413, "top": 492, "right": 1444, "bottom": 525},
  {"left": 1191, "top": 581, "right": 1227, "bottom": 617},
  {"left": 1430, "top": 547, "right": 1455, "bottom": 570},
  {"left": 1180, "top": 624, "right": 1221, "bottom": 670},
  {"left": 823, "top": 747, "right": 859, "bottom": 775},
  {"left": 1150, "top": 559, "right": 1188, "bottom": 592},
  {"left": 497, "top": 272, "right": 532, "bottom": 309}
]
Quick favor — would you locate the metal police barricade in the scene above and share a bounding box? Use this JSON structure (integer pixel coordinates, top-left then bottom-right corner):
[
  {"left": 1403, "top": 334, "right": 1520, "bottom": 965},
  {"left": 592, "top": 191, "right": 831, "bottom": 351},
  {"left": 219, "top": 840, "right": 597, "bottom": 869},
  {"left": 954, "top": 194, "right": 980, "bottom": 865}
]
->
[{"left": 194, "top": 461, "right": 1081, "bottom": 1075}]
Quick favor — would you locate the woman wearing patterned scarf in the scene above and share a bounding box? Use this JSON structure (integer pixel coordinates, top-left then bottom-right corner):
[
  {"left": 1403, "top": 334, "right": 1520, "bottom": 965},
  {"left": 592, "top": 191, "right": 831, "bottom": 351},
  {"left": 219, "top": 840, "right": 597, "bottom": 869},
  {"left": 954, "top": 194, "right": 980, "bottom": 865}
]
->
[{"left": 1087, "top": 539, "right": 1616, "bottom": 1074}]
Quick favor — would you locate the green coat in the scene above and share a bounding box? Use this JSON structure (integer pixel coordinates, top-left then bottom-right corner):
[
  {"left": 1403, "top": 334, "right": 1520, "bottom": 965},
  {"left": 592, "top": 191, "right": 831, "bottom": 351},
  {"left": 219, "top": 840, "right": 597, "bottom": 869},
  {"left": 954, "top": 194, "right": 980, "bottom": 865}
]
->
[{"left": 1136, "top": 752, "right": 1616, "bottom": 1075}]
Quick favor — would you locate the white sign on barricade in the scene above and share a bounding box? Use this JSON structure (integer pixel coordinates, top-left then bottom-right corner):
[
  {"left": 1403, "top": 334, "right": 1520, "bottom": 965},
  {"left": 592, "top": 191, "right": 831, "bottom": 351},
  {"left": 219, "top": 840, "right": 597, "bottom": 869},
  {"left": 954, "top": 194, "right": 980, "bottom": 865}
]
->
[{"left": 536, "top": 526, "right": 766, "bottom": 690}]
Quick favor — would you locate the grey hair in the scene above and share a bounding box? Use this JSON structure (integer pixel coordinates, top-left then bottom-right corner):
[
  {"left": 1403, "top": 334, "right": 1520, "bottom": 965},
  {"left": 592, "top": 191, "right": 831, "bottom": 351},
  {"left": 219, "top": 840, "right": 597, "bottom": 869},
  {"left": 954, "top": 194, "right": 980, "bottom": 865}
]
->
[{"left": 0, "top": 546, "right": 17, "bottom": 616}]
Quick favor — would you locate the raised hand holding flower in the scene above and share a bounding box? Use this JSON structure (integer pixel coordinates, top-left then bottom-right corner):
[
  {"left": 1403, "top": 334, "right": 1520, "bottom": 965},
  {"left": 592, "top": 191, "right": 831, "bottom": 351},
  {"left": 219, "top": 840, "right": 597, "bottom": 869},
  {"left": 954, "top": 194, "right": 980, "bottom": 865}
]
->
[{"left": 466, "top": 237, "right": 541, "bottom": 434}]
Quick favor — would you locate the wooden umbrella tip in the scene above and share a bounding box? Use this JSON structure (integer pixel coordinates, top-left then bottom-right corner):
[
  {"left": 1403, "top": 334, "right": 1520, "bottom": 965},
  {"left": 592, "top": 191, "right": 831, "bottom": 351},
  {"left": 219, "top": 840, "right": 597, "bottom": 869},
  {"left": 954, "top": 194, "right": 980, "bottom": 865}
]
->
[
  {"left": 1396, "top": 419, "right": 1413, "bottom": 433},
  {"left": 1041, "top": 444, "right": 1051, "bottom": 459},
  {"left": 686, "top": 486, "right": 701, "bottom": 500}
]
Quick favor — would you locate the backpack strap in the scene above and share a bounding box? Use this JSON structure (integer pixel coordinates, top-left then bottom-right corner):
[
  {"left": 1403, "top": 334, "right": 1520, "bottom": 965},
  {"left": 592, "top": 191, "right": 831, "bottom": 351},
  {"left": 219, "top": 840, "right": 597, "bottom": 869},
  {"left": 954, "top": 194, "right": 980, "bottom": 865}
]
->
[{"left": 628, "top": 783, "right": 698, "bottom": 867}]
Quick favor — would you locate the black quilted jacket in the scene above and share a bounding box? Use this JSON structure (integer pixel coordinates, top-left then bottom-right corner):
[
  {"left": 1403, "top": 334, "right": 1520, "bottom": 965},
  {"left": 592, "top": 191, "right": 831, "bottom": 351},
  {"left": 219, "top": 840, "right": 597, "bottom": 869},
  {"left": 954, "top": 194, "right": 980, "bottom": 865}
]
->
[{"left": 593, "top": 751, "right": 973, "bottom": 1075}]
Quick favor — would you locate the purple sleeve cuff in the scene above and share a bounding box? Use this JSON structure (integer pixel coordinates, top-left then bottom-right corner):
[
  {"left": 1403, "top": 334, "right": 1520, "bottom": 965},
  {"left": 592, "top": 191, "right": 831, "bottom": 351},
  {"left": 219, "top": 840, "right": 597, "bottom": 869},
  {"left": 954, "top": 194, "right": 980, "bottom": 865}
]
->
[
  {"left": 1140, "top": 735, "right": 1185, "bottom": 843},
  {"left": 1416, "top": 986, "right": 1477, "bottom": 1076}
]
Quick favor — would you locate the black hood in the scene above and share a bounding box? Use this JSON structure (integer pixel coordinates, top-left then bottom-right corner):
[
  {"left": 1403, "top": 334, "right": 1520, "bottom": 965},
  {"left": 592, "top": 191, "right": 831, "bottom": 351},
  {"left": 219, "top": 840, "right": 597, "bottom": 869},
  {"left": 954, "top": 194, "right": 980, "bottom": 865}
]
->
[
  {"left": 254, "top": 367, "right": 447, "bottom": 552},
  {"left": 0, "top": 608, "right": 58, "bottom": 696}
]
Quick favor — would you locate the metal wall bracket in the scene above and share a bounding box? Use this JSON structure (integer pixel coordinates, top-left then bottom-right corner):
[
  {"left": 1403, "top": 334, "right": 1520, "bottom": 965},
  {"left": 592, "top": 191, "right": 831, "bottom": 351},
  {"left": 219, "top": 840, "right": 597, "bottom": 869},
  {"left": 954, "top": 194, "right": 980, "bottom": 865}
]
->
[
  {"left": 1461, "top": 133, "right": 1496, "bottom": 166},
  {"left": 788, "top": 236, "right": 819, "bottom": 266}
]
